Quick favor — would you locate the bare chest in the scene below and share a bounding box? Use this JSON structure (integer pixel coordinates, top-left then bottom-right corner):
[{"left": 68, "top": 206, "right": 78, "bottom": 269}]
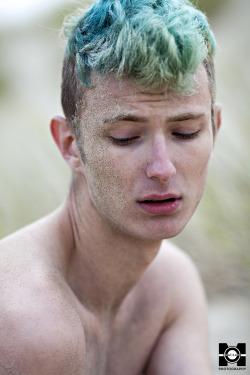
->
[{"left": 79, "top": 301, "right": 165, "bottom": 375}]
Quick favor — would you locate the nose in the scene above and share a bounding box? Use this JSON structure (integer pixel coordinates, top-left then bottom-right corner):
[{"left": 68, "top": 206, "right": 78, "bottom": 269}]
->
[{"left": 146, "top": 135, "right": 176, "bottom": 183}]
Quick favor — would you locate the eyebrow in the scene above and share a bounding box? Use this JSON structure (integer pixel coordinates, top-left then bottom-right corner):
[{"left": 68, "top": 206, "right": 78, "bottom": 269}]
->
[
  {"left": 167, "top": 112, "right": 206, "bottom": 122},
  {"left": 103, "top": 112, "right": 206, "bottom": 125},
  {"left": 103, "top": 114, "right": 148, "bottom": 124}
]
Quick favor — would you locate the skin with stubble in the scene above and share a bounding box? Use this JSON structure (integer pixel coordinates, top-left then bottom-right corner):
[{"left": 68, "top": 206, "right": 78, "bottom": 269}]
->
[{"left": 0, "top": 65, "right": 221, "bottom": 375}]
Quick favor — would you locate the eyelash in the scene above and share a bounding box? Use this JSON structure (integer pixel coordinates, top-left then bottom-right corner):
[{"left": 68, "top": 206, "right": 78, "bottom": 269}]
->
[
  {"left": 111, "top": 136, "right": 139, "bottom": 145},
  {"left": 111, "top": 131, "right": 200, "bottom": 146},
  {"left": 172, "top": 130, "right": 200, "bottom": 140}
]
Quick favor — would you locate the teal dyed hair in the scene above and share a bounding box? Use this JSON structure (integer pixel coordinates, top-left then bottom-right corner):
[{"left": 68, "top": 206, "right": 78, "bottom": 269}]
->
[{"left": 61, "top": 0, "right": 216, "bottom": 130}]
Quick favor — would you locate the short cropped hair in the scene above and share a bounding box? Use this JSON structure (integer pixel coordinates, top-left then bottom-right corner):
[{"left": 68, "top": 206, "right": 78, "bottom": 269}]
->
[{"left": 61, "top": 0, "right": 216, "bottom": 136}]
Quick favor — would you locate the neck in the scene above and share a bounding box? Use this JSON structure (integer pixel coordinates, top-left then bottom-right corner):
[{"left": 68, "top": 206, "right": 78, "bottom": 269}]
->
[{"left": 58, "top": 176, "right": 161, "bottom": 320}]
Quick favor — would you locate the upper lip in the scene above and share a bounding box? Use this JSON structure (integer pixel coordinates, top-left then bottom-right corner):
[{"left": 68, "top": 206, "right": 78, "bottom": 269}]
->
[{"left": 138, "top": 193, "right": 181, "bottom": 202}]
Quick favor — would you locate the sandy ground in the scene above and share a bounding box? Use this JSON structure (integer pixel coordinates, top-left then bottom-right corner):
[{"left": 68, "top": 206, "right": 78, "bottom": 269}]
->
[{"left": 209, "top": 296, "right": 250, "bottom": 374}]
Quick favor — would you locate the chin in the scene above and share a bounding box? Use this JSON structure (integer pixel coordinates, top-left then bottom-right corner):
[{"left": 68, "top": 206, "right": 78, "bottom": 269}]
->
[
  {"left": 150, "top": 227, "right": 186, "bottom": 241},
  {"left": 128, "top": 219, "right": 189, "bottom": 243}
]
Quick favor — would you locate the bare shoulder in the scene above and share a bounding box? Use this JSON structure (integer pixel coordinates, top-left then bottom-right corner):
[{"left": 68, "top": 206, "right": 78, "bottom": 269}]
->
[
  {"left": 136, "top": 242, "right": 211, "bottom": 374},
  {"left": 158, "top": 239, "right": 198, "bottom": 269},
  {"left": 163, "top": 240, "right": 205, "bottom": 298},
  {"left": 143, "top": 240, "right": 204, "bottom": 291},
  {"left": 138, "top": 240, "right": 207, "bottom": 323},
  {"left": 0, "top": 301, "right": 84, "bottom": 375},
  {"left": 156, "top": 240, "right": 203, "bottom": 286},
  {"left": 0, "top": 263, "right": 85, "bottom": 374},
  {"left": 0, "top": 224, "right": 85, "bottom": 374}
]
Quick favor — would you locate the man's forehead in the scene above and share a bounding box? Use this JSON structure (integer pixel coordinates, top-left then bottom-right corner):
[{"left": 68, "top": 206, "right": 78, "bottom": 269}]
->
[
  {"left": 81, "top": 81, "right": 128, "bottom": 127},
  {"left": 87, "top": 63, "right": 208, "bottom": 95},
  {"left": 86, "top": 73, "right": 167, "bottom": 102},
  {"left": 80, "top": 65, "right": 210, "bottom": 125}
]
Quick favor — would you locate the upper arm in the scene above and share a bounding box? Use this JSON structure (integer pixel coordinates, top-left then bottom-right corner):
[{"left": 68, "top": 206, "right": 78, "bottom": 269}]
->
[
  {"left": 0, "top": 269, "right": 85, "bottom": 375},
  {"left": 0, "top": 309, "right": 85, "bottom": 375},
  {"left": 0, "top": 237, "right": 86, "bottom": 375},
  {"left": 145, "top": 245, "right": 212, "bottom": 375}
]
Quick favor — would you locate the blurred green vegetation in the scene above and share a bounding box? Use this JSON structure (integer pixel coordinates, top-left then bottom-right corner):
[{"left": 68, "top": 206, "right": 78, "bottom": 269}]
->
[{"left": 191, "top": 0, "right": 227, "bottom": 16}]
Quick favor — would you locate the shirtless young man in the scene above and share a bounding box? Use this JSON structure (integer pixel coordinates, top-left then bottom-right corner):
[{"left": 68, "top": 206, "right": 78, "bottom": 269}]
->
[{"left": 0, "top": 0, "right": 221, "bottom": 374}]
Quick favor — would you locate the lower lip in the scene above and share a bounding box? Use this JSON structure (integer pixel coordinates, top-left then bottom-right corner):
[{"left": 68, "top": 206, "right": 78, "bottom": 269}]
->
[{"left": 138, "top": 199, "right": 181, "bottom": 215}]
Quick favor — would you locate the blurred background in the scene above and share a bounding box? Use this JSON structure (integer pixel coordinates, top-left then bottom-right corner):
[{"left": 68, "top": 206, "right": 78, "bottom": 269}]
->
[{"left": 0, "top": 0, "right": 249, "bottom": 372}]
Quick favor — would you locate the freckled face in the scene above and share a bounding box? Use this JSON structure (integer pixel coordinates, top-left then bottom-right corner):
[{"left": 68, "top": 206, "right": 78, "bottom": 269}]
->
[{"left": 76, "top": 66, "right": 215, "bottom": 241}]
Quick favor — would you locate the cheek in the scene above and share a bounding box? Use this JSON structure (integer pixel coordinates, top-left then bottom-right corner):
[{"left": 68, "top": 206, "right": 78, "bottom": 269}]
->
[
  {"left": 82, "top": 139, "right": 130, "bottom": 210},
  {"left": 187, "top": 139, "right": 213, "bottom": 193},
  {"left": 196, "top": 139, "right": 213, "bottom": 173},
  {"left": 178, "top": 137, "right": 213, "bottom": 189}
]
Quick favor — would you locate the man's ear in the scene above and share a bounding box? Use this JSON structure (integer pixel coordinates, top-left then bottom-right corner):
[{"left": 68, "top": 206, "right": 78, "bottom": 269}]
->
[
  {"left": 50, "top": 116, "right": 82, "bottom": 173},
  {"left": 214, "top": 103, "right": 222, "bottom": 141}
]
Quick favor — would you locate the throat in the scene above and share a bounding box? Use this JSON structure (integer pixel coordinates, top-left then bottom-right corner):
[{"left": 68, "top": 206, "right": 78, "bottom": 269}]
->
[{"left": 65, "top": 181, "right": 161, "bottom": 316}]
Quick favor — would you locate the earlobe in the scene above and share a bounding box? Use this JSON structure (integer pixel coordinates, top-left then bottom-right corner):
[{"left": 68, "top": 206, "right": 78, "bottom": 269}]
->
[
  {"left": 50, "top": 116, "right": 82, "bottom": 173},
  {"left": 214, "top": 103, "right": 222, "bottom": 135}
]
